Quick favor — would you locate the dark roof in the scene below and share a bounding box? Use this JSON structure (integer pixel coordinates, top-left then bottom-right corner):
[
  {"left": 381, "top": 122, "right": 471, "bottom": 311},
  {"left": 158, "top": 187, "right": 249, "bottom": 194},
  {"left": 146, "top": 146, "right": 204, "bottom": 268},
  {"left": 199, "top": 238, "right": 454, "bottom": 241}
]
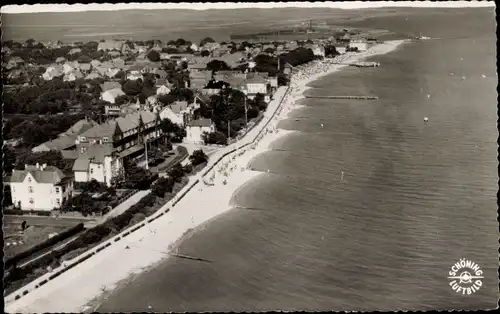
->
[
  {"left": 246, "top": 73, "right": 267, "bottom": 84},
  {"left": 10, "top": 165, "right": 67, "bottom": 185},
  {"left": 170, "top": 101, "right": 189, "bottom": 114},
  {"left": 32, "top": 136, "right": 76, "bottom": 152},
  {"left": 188, "top": 118, "right": 212, "bottom": 127},
  {"left": 72, "top": 158, "right": 90, "bottom": 171},
  {"left": 78, "top": 144, "right": 114, "bottom": 163}
]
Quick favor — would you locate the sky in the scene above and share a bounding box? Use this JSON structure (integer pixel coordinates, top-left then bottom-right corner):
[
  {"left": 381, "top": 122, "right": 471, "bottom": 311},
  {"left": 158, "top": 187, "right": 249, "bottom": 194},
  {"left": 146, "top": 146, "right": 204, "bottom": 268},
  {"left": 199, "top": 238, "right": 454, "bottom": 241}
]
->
[{"left": 1, "top": 1, "right": 495, "bottom": 14}]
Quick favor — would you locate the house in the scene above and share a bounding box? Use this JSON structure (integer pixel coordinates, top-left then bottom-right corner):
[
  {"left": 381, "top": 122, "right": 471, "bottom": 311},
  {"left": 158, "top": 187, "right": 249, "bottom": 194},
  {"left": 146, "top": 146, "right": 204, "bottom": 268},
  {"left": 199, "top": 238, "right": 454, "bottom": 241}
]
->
[
  {"left": 32, "top": 136, "right": 78, "bottom": 153},
  {"left": 185, "top": 119, "right": 215, "bottom": 144},
  {"left": 73, "top": 144, "right": 122, "bottom": 187},
  {"left": 283, "top": 62, "right": 293, "bottom": 75},
  {"left": 68, "top": 48, "right": 81, "bottom": 55},
  {"left": 220, "top": 52, "right": 246, "bottom": 68},
  {"left": 100, "top": 81, "right": 122, "bottom": 92},
  {"left": 42, "top": 65, "right": 64, "bottom": 80},
  {"left": 312, "top": 45, "right": 326, "bottom": 58},
  {"left": 79, "top": 63, "right": 92, "bottom": 72},
  {"left": 158, "top": 106, "right": 184, "bottom": 126},
  {"left": 349, "top": 40, "right": 368, "bottom": 52},
  {"left": 32, "top": 118, "right": 99, "bottom": 153},
  {"left": 187, "top": 58, "right": 210, "bottom": 72},
  {"left": 334, "top": 43, "right": 348, "bottom": 55},
  {"left": 63, "top": 62, "right": 76, "bottom": 74},
  {"left": 6, "top": 56, "right": 25, "bottom": 69},
  {"left": 127, "top": 70, "right": 143, "bottom": 81},
  {"left": 156, "top": 84, "right": 171, "bottom": 96},
  {"left": 245, "top": 73, "right": 268, "bottom": 98},
  {"left": 9, "top": 164, "right": 74, "bottom": 211},
  {"left": 105, "top": 68, "right": 121, "bottom": 78},
  {"left": 101, "top": 88, "right": 125, "bottom": 103},
  {"left": 90, "top": 59, "right": 101, "bottom": 68},
  {"left": 203, "top": 42, "right": 221, "bottom": 51},
  {"left": 63, "top": 70, "right": 84, "bottom": 82},
  {"left": 189, "top": 70, "right": 213, "bottom": 89},
  {"left": 212, "top": 47, "right": 230, "bottom": 58},
  {"left": 97, "top": 40, "right": 124, "bottom": 51},
  {"left": 77, "top": 110, "right": 164, "bottom": 169},
  {"left": 85, "top": 72, "right": 102, "bottom": 80},
  {"left": 268, "top": 76, "right": 278, "bottom": 88}
]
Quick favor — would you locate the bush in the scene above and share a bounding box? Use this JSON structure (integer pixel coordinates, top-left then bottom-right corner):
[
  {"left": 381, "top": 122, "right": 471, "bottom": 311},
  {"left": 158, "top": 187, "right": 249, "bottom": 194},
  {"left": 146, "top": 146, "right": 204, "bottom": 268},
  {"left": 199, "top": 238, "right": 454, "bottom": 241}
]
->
[
  {"left": 189, "top": 149, "right": 208, "bottom": 166},
  {"left": 146, "top": 50, "right": 161, "bottom": 62},
  {"left": 152, "top": 177, "right": 175, "bottom": 197}
]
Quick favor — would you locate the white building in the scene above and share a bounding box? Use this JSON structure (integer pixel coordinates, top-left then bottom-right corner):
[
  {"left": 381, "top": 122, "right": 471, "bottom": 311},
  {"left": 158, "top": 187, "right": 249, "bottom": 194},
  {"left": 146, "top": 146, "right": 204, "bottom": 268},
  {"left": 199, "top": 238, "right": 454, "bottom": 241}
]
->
[
  {"left": 101, "top": 88, "right": 125, "bottom": 104},
  {"left": 349, "top": 40, "right": 369, "bottom": 52},
  {"left": 156, "top": 84, "right": 171, "bottom": 95},
  {"left": 9, "top": 164, "right": 74, "bottom": 211},
  {"left": 72, "top": 145, "right": 123, "bottom": 187},
  {"left": 185, "top": 119, "right": 215, "bottom": 144},
  {"left": 158, "top": 106, "right": 184, "bottom": 126},
  {"left": 312, "top": 46, "right": 326, "bottom": 58},
  {"left": 245, "top": 73, "right": 268, "bottom": 98}
]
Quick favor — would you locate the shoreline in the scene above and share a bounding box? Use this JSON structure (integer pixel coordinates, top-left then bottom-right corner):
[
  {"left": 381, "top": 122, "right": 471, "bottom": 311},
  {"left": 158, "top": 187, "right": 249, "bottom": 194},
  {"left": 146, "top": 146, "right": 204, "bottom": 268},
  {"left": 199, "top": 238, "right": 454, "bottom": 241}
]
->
[{"left": 5, "top": 39, "right": 407, "bottom": 313}]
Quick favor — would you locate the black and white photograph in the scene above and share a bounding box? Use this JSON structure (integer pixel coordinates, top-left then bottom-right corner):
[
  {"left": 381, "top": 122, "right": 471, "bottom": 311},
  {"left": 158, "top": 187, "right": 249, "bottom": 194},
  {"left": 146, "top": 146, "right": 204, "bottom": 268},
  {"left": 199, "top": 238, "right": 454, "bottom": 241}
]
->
[{"left": 2, "top": 1, "right": 498, "bottom": 312}]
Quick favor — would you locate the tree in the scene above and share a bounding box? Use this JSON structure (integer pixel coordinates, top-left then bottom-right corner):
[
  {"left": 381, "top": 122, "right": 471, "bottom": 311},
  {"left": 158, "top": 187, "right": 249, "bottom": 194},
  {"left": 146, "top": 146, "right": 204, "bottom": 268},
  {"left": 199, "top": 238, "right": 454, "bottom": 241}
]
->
[
  {"left": 146, "top": 50, "right": 161, "bottom": 62},
  {"left": 200, "top": 50, "right": 210, "bottom": 57},
  {"left": 206, "top": 60, "right": 230, "bottom": 72},
  {"left": 199, "top": 37, "right": 215, "bottom": 47},
  {"left": 168, "top": 163, "right": 185, "bottom": 182},
  {"left": 189, "top": 149, "right": 208, "bottom": 166},
  {"left": 325, "top": 45, "right": 340, "bottom": 57},
  {"left": 152, "top": 177, "right": 174, "bottom": 197},
  {"left": 264, "top": 47, "right": 275, "bottom": 54},
  {"left": 15, "top": 150, "right": 74, "bottom": 172},
  {"left": 202, "top": 131, "right": 227, "bottom": 145},
  {"left": 122, "top": 79, "right": 143, "bottom": 96}
]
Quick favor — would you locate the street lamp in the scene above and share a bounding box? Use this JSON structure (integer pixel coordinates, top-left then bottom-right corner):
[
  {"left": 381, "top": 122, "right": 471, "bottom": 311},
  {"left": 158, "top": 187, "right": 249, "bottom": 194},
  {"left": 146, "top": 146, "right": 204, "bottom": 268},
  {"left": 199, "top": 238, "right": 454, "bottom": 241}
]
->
[{"left": 243, "top": 89, "right": 248, "bottom": 127}]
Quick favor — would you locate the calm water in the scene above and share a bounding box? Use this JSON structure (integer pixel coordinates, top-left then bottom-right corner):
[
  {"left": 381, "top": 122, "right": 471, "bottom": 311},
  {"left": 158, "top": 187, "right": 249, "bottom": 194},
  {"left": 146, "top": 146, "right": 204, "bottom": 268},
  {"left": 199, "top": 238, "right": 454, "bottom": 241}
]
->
[{"left": 97, "top": 9, "right": 498, "bottom": 312}]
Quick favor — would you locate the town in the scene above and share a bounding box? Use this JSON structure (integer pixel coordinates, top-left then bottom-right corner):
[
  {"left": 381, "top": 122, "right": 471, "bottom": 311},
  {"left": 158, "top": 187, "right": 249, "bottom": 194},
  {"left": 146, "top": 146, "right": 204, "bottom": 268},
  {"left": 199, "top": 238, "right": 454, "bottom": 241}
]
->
[{"left": 2, "top": 30, "right": 375, "bottom": 295}]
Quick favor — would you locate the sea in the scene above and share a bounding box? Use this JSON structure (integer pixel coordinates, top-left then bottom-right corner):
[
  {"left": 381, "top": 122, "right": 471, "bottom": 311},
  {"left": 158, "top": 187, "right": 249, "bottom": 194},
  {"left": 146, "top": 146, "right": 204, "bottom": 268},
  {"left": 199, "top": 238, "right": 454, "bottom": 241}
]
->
[{"left": 7, "top": 7, "right": 498, "bottom": 312}]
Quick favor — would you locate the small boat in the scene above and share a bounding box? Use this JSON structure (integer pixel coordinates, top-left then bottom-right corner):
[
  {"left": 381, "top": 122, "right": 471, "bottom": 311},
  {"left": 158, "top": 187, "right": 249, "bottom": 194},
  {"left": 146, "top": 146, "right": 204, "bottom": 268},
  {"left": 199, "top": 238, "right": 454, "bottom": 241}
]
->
[
  {"left": 481, "top": 74, "right": 487, "bottom": 78},
  {"left": 427, "top": 94, "right": 431, "bottom": 99},
  {"left": 424, "top": 117, "right": 429, "bottom": 122},
  {"left": 320, "top": 124, "right": 324, "bottom": 127}
]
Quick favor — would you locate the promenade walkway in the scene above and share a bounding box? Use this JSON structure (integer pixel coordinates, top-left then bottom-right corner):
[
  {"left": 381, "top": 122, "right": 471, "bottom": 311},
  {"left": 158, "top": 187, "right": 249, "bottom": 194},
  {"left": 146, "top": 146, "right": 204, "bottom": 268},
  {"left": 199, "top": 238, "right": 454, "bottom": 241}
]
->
[{"left": 5, "top": 86, "right": 289, "bottom": 312}]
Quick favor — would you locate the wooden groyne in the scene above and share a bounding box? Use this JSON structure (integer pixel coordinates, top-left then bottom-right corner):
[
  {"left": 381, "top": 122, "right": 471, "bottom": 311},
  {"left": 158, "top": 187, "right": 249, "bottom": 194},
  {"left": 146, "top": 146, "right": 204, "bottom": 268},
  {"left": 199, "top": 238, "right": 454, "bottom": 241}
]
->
[
  {"left": 305, "top": 95, "right": 379, "bottom": 100},
  {"left": 324, "top": 60, "right": 381, "bottom": 67}
]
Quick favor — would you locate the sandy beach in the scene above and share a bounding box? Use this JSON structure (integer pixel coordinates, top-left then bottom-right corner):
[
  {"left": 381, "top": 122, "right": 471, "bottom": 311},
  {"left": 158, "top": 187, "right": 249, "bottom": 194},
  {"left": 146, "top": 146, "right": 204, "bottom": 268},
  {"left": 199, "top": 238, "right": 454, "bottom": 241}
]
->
[{"left": 5, "top": 40, "right": 406, "bottom": 313}]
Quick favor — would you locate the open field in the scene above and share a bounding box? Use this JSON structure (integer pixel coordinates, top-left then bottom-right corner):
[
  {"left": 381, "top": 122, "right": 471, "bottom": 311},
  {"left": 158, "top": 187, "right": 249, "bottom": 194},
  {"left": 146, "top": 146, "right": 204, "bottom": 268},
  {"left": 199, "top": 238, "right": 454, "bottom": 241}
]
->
[{"left": 4, "top": 223, "right": 69, "bottom": 259}]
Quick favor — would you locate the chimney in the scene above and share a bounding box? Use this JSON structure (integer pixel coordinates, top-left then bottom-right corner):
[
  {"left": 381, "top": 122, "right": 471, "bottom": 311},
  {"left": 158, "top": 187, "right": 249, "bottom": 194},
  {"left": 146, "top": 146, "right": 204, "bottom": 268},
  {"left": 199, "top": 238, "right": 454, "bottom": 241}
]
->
[{"left": 36, "top": 163, "right": 40, "bottom": 169}]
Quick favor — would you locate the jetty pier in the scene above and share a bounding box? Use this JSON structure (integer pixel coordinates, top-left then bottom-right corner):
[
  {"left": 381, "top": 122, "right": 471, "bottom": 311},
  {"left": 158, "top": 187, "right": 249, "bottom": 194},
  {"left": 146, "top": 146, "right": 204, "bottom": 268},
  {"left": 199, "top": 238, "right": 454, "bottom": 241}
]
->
[{"left": 305, "top": 95, "right": 379, "bottom": 100}]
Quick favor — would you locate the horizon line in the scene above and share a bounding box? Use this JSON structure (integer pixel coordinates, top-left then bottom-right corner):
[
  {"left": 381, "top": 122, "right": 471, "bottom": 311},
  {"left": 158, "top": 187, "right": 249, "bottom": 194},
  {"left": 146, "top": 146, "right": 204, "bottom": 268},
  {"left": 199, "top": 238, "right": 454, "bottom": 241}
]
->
[{"left": 1, "top": 1, "right": 495, "bottom": 14}]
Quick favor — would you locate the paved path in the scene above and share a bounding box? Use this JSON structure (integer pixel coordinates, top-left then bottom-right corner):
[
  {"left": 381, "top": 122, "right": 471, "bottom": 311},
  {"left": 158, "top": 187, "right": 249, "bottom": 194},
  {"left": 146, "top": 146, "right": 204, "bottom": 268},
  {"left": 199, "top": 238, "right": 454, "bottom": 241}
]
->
[
  {"left": 4, "top": 86, "right": 290, "bottom": 312},
  {"left": 85, "top": 190, "right": 151, "bottom": 228}
]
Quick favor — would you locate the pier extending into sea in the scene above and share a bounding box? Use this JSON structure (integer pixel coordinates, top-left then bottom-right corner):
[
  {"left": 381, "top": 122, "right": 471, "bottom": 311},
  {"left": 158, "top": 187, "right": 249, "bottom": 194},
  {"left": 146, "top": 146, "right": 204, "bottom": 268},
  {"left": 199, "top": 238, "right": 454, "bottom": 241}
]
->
[
  {"left": 324, "top": 59, "right": 381, "bottom": 67},
  {"left": 305, "top": 95, "right": 379, "bottom": 100}
]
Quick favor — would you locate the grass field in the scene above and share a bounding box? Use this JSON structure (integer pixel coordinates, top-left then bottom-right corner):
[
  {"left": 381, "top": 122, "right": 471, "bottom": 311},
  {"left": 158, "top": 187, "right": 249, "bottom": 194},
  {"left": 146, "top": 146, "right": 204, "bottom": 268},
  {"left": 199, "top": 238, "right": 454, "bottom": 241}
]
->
[{"left": 4, "top": 222, "right": 71, "bottom": 259}]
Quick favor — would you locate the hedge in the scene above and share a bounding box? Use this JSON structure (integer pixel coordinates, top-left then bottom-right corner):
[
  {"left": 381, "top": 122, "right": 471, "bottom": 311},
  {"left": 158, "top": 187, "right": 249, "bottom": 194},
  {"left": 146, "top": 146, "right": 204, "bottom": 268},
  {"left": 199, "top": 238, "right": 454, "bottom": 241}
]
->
[
  {"left": 4, "top": 223, "right": 85, "bottom": 269},
  {"left": 4, "top": 209, "right": 51, "bottom": 216}
]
